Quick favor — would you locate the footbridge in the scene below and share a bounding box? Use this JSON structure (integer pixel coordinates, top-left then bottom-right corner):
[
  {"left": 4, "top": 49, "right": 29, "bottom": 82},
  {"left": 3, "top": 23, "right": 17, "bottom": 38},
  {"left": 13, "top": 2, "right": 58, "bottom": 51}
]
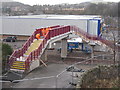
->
[{"left": 8, "top": 25, "right": 120, "bottom": 73}]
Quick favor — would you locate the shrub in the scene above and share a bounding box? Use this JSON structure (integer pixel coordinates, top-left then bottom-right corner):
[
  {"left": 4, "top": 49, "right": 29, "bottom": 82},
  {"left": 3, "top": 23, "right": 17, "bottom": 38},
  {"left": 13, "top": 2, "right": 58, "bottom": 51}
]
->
[{"left": 1, "top": 43, "right": 13, "bottom": 73}]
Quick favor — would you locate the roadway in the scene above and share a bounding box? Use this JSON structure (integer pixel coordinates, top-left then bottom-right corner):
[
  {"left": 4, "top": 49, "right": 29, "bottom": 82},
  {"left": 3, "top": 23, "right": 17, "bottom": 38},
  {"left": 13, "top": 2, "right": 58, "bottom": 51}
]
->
[{"left": 12, "top": 63, "right": 96, "bottom": 88}]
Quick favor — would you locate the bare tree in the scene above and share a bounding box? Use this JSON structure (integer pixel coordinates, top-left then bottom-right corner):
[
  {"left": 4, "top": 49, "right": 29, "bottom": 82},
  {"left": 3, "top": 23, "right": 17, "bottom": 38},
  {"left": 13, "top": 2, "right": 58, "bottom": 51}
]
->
[{"left": 111, "top": 31, "right": 116, "bottom": 64}]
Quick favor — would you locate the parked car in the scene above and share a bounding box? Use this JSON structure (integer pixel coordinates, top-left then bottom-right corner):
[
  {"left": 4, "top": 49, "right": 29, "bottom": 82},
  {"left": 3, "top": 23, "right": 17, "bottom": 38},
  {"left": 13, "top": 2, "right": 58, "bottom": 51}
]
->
[{"left": 3, "top": 36, "right": 17, "bottom": 42}]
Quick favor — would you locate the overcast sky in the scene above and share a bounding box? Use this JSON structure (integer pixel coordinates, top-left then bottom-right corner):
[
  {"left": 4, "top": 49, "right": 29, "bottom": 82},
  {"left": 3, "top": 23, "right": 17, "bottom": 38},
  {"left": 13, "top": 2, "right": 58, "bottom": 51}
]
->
[{"left": 2, "top": 0, "right": 120, "bottom": 5}]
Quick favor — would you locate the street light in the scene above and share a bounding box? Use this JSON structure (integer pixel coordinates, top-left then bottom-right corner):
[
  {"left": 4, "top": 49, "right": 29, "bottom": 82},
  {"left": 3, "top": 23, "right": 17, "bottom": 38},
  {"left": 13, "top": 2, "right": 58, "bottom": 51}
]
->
[{"left": 56, "top": 75, "right": 58, "bottom": 88}]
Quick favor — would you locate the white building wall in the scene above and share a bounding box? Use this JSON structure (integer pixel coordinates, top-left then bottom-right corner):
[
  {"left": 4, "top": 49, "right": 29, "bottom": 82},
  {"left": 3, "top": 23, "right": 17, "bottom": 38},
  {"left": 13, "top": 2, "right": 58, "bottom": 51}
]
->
[
  {"left": 0, "top": 17, "right": 2, "bottom": 35},
  {"left": 2, "top": 15, "right": 101, "bottom": 36},
  {"left": 2, "top": 18, "right": 88, "bottom": 35}
]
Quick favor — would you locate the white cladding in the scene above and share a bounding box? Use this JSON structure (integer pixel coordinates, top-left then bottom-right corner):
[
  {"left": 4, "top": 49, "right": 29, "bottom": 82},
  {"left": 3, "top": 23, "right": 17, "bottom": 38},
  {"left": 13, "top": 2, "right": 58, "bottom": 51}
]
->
[
  {"left": 88, "top": 20, "right": 99, "bottom": 36},
  {"left": 2, "top": 15, "right": 101, "bottom": 36},
  {"left": 0, "top": 18, "right": 2, "bottom": 35}
]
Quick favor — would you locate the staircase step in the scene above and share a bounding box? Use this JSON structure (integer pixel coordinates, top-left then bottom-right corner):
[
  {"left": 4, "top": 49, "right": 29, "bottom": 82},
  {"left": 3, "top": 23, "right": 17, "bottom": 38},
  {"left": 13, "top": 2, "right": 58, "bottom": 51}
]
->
[
  {"left": 11, "top": 60, "right": 26, "bottom": 70},
  {"left": 11, "top": 67, "right": 25, "bottom": 70},
  {"left": 13, "top": 61, "right": 25, "bottom": 64},
  {"left": 12, "top": 65, "right": 25, "bottom": 67},
  {"left": 24, "top": 40, "right": 42, "bottom": 55},
  {"left": 13, "top": 62, "right": 25, "bottom": 65},
  {"left": 14, "top": 61, "right": 25, "bottom": 63},
  {"left": 10, "top": 69, "right": 25, "bottom": 73},
  {"left": 12, "top": 64, "right": 25, "bottom": 67}
]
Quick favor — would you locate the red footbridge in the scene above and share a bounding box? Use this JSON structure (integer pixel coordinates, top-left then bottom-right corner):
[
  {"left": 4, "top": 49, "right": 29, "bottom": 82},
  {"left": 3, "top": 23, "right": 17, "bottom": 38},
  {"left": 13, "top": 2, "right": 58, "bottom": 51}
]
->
[{"left": 8, "top": 25, "right": 120, "bottom": 73}]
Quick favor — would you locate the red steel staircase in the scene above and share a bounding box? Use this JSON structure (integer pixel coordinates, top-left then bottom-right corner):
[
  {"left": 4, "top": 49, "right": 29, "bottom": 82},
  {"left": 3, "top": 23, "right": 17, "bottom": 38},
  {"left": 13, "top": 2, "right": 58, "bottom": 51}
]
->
[{"left": 8, "top": 25, "right": 71, "bottom": 73}]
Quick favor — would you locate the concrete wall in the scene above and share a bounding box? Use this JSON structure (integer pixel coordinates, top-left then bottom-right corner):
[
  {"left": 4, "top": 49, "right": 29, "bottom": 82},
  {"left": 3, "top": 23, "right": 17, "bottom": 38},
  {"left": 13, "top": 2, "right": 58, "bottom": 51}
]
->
[{"left": 30, "top": 59, "right": 40, "bottom": 71}]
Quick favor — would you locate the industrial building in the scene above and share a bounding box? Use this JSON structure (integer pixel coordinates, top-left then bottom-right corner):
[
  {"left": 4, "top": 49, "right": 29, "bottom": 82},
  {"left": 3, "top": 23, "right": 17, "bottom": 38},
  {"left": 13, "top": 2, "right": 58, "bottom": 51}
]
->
[{"left": 2, "top": 15, "right": 102, "bottom": 36}]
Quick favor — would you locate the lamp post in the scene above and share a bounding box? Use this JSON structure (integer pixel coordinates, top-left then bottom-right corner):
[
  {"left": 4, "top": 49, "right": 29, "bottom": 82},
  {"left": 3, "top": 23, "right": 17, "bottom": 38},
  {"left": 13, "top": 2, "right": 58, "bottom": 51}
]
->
[
  {"left": 71, "top": 66, "right": 74, "bottom": 85},
  {"left": 56, "top": 75, "right": 58, "bottom": 88}
]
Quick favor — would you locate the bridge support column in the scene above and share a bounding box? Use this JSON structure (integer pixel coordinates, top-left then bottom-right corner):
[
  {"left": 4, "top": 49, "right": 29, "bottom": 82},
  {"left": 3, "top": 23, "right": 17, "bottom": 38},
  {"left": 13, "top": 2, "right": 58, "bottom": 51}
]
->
[
  {"left": 61, "top": 38, "right": 67, "bottom": 58},
  {"left": 91, "top": 46, "right": 94, "bottom": 58},
  {"left": 89, "top": 42, "right": 96, "bottom": 59}
]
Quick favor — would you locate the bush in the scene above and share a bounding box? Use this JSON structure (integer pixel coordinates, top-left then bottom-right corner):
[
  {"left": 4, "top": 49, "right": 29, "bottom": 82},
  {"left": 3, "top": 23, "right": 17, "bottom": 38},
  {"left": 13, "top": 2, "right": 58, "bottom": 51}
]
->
[
  {"left": 80, "top": 65, "right": 119, "bottom": 88},
  {"left": 2, "top": 43, "right": 13, "bottom": 73}
]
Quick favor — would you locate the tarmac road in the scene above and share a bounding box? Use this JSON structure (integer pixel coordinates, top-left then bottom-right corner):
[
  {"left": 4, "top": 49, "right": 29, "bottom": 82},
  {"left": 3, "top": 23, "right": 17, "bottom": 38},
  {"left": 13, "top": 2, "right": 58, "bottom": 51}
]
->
[
  {"left": 11, "top": 63, "right": 96, "bottom": 88},
  {"left": 13, "top": 63, "right": 71, "bottom": 88}
]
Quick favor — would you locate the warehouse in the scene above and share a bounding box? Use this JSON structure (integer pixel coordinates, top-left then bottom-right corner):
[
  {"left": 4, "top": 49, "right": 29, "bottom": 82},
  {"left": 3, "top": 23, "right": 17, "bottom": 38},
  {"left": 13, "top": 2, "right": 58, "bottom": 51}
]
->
[{"left": 2, "top": 15, "right": 102, "bottom": 37}]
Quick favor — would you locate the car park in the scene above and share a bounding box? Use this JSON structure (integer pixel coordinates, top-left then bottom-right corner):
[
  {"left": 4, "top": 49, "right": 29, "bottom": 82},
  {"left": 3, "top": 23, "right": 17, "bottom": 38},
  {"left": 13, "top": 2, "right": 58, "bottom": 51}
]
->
[{"left": 3, "top": 36, "right": 17, "bottom": 42}]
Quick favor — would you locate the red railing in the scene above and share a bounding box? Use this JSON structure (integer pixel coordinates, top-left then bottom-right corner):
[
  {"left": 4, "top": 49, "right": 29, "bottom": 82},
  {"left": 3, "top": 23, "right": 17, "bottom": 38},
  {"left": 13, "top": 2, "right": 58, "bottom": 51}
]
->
[
  {"left": 25, "top": 26, "right": 70, "bottom": 71},
  {"left": 71, "top": 26, "right": 98, "bottom": 40},
  {"left": 71, "top": 25, "right": 120, "bottom": 51}
]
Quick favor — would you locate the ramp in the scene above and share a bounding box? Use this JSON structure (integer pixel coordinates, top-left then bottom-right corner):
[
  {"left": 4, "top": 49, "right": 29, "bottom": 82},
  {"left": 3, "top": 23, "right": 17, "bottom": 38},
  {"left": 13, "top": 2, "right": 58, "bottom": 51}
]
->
[{"left": 24, "top": 40, "right": 42, "bottom": 56}]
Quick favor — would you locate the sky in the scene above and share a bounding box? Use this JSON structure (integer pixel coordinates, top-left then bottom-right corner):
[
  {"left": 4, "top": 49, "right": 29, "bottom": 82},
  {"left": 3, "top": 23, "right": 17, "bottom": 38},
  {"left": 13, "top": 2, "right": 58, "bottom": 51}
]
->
[{"left": 1, "top": 0, "right": 120, "bottom": 5}]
